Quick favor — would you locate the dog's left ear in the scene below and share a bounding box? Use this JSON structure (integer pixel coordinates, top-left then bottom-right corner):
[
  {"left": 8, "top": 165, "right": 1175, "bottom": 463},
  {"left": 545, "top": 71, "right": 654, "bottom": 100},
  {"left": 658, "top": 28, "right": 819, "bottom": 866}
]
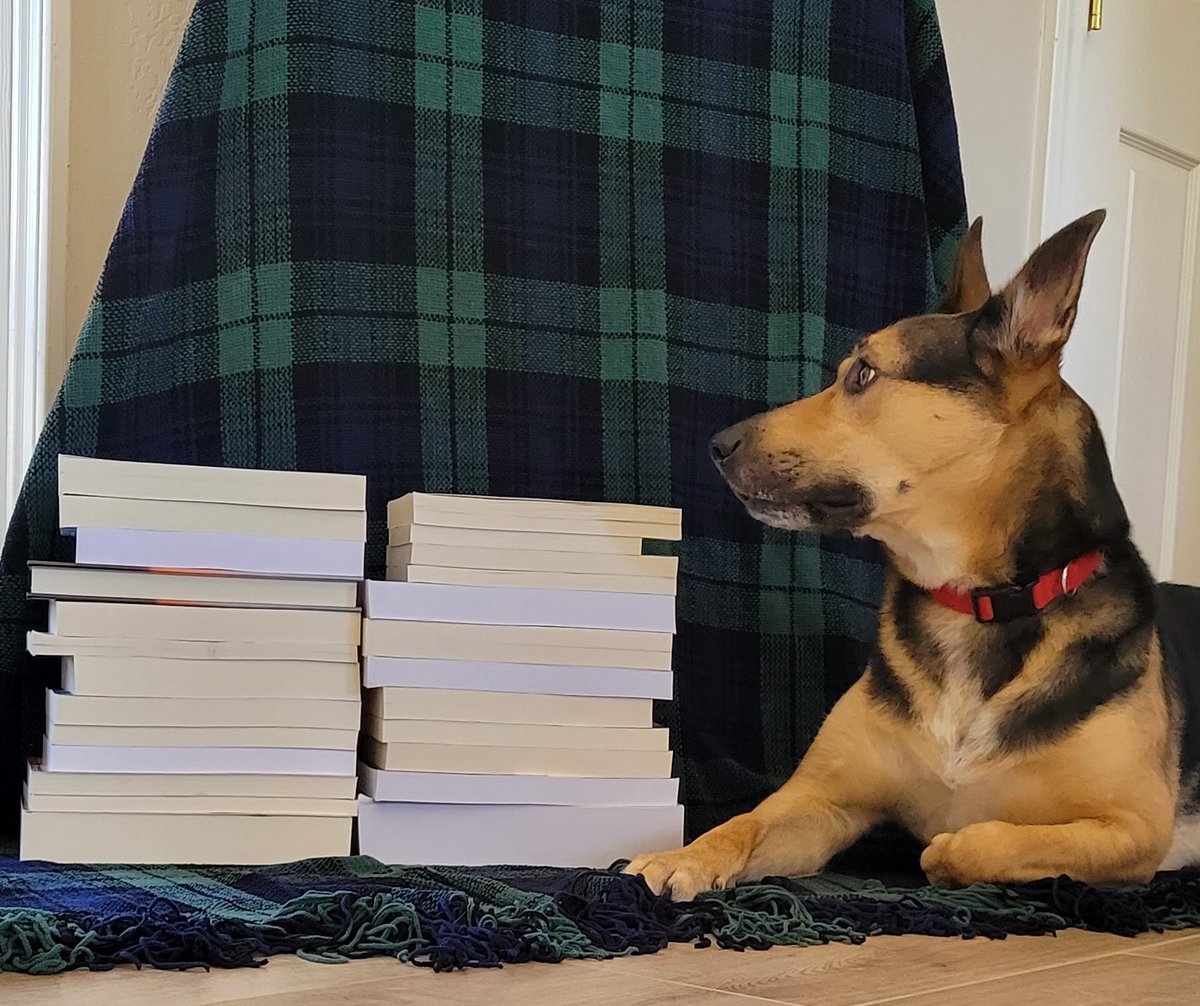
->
[
  {"left": 938, "top": 217, "right": 990, "bottom": 313},
  {"left": 991, "top": 209, "right": 1106, "bottom": 365}
]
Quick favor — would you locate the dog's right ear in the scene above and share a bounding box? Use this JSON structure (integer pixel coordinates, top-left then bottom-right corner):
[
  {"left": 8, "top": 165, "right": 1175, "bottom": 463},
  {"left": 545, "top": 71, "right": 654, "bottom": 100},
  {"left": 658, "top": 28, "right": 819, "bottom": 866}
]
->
[{"left": 938, "top": 217, "right": 991, "bottom": 314}]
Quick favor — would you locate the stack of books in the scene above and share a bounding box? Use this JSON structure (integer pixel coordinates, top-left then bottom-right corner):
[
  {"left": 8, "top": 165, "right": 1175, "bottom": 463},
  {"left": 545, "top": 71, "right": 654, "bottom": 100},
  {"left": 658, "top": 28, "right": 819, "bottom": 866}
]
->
[
  {"left": 20, "top": 455, "right": 367, "bottom": 864},
  {"left": 357, "top": 493, "right": 685, "bottom": 867}
]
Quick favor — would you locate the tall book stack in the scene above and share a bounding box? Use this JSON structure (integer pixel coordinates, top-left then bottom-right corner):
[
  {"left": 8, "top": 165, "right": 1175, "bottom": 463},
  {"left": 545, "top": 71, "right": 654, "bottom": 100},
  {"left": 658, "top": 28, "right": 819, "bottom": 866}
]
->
[
  {"left": 20, "top": 455, "right": 367, "bottom": 864},
  {"left": 357, "top": 493, "right": 685, "bottom": 867}
]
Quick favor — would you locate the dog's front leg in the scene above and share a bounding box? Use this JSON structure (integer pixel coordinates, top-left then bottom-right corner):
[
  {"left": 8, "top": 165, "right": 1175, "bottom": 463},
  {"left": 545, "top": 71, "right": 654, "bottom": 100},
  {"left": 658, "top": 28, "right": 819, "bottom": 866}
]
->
[
  {"left": 920, "top": 814, "right": 1172, "bottom": 887},
  {"left": 624, "top": 785, "right": 879, "bottom": 901},
  {"left": 624, "top": 683, "right": 902, "bottom": 900}
]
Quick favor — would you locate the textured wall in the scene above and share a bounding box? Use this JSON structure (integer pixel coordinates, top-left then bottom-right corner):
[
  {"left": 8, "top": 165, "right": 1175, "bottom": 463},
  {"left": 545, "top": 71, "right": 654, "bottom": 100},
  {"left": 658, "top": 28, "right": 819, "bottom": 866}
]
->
[
  {"left": 56, "top": 0, "right": 192, "bottom": 390},
  {"left": 938, "top": 0, "right": 1054, "bottom": 280}
]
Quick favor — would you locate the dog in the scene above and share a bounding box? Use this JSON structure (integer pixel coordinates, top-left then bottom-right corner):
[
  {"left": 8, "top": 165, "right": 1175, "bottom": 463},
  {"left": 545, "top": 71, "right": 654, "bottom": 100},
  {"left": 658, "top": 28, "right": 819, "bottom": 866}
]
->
[{"left": 625, "top": 209, "right": 1200, "bottom": 899}]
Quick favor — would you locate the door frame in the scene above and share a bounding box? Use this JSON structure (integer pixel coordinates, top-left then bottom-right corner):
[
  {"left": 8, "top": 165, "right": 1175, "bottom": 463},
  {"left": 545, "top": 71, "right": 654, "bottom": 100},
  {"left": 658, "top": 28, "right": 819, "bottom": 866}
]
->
[
  {"left": 1039, "top": 0, "right": 1200, "bottom": 580},
  {"left": 1, "top": 0, "right": 53, "bottom": 521}
]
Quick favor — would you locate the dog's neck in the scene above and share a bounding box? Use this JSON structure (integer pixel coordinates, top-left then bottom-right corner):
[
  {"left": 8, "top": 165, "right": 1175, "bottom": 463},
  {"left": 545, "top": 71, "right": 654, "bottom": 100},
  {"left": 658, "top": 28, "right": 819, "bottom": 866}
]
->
[
  {"left": 874, "top": 524, "right": 982, "bottom": 591},
  {"left": 878, "top": 415, "right": 1130, "bottom": 593}
]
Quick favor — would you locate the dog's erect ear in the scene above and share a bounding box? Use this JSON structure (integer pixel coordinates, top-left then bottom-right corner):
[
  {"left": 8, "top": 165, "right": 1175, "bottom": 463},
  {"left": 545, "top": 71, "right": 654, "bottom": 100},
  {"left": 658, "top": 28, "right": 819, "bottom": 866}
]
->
[
  {"left": 938, "top": 217, "right": 990, "bottom": 313},
  {"left": 991, "top": 209, "right": 1106, "bottom": 365}
]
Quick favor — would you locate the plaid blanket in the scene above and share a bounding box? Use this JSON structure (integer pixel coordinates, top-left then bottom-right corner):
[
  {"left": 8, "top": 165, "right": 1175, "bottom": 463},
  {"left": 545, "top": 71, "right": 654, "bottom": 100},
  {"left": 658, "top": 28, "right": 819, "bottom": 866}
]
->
[
  {"left": 3, "top": 856, "right": 1200, "bottom": 973},
  {"left": 0, "top": 0, "right": 967, "bottom": 836}
]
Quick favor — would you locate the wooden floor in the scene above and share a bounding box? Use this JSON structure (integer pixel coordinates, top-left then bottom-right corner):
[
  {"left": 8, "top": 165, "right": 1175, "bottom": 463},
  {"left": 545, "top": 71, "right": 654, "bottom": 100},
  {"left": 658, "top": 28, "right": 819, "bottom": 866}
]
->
[{"left": 5, "top": 928, "right": 1200, "bottom": 1005}]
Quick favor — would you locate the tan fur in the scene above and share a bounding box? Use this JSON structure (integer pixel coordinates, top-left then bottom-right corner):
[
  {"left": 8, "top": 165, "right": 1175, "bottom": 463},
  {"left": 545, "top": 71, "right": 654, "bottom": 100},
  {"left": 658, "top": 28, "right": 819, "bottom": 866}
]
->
[
  {"left": 627, "top": 599, "right": 1174, "bottom": 898},
  {"left": 625, "top": 210, "right": 1180, "bottom": 898}
]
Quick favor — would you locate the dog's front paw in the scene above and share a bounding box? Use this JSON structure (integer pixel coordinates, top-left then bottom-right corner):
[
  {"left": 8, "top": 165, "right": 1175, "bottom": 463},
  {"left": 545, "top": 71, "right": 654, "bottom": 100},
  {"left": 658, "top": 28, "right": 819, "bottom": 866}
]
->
[
  {"left": 920, "top": 832, "right": 967, "bottom": 887},
  {"left": 920, "top": 821, "right": 1016, "bottom": 887},
  {"left": 623, "top": 845, "right": 738, "bottom": 901}
]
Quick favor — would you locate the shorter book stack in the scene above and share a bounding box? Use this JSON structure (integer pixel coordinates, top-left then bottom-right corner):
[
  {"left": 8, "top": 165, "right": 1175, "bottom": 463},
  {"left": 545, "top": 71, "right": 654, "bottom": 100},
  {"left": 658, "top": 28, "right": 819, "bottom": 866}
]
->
[
  {"left": 357, "top": 493, "right": 684, "bottom": 867},
  {"left": 20, "top": 455, "right": 366, "bottom": 864}
]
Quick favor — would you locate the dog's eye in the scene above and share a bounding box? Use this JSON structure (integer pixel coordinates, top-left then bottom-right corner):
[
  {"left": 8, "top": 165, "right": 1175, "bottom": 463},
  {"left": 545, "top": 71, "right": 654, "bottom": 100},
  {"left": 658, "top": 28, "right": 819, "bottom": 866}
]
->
[{"left": 844, "top": 358, "right": 878, "bottom": 394}]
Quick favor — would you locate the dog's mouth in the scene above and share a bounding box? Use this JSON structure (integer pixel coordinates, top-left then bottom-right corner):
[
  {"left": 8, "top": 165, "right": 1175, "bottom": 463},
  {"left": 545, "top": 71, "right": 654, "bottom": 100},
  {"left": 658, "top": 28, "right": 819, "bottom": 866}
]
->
[
  {"left": 736, "top": 492, "right": 809, "bottom": 530},
  {"left": 731, "top": 484, "right": 872, "bottom": 532}
]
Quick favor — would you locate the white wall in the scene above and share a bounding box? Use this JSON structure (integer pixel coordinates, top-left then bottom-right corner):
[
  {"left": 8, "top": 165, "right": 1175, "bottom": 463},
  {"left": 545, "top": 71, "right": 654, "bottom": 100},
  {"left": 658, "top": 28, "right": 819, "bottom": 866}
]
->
[
  {"left": 45, "top": 0, "right": 192, "bottom": 401},
  {"left": 937, "top": 0, "right": 1056, "bottom": 282}
]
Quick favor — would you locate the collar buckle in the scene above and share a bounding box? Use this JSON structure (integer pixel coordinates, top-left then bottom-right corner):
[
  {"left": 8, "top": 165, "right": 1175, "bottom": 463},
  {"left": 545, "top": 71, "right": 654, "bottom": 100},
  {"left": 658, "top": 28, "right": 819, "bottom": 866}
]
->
[{"left": 969, "top": 581, "right": 1038, "bottom": 624}]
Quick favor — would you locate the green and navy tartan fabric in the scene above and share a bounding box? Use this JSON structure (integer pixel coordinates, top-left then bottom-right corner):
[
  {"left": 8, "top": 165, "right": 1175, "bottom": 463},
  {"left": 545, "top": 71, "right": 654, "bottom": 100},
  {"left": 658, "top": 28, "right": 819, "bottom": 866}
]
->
[
  {"left": 4, "top": 855, "right": 1200, "bottom": 973},
  {"left": 0, "top": 0, "right": 966, "bottom": 838}
]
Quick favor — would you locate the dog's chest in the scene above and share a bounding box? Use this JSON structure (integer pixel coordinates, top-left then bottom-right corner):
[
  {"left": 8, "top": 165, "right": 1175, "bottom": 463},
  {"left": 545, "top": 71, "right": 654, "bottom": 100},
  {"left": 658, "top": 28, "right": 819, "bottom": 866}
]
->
[
  {"left": 906, "top": 670, "right": 1013, "bottom": 835},
  {"left": 914, "top": 650, "right": 1003, "bottom": 789}
]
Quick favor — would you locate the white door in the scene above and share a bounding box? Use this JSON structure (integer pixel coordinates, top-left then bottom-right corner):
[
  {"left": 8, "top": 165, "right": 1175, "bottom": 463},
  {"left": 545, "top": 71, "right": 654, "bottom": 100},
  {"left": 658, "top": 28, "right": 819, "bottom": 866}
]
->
[{"left": 1041, "top": 0, "right": 1200, "bottom": 584}]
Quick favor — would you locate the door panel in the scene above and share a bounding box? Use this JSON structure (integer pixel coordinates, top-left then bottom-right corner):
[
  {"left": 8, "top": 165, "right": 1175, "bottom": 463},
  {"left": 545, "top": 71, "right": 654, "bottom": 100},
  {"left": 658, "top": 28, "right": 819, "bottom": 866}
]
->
[{"left": 1109, "top": 136, "right": 1196, "bottom": 576}]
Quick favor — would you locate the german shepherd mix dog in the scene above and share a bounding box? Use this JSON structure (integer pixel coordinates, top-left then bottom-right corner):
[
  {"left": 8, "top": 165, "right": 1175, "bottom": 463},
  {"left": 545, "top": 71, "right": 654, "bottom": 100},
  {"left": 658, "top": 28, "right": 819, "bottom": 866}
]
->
[{"left": 626, "top": 210, "right": 1200, "bottom": 900}]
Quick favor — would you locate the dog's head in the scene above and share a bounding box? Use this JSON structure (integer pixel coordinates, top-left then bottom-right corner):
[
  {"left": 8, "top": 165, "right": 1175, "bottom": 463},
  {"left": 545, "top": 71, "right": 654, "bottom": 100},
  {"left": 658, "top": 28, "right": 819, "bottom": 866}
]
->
[{"left": 712, "top": 209, "right": 1111, "bottom": 587}]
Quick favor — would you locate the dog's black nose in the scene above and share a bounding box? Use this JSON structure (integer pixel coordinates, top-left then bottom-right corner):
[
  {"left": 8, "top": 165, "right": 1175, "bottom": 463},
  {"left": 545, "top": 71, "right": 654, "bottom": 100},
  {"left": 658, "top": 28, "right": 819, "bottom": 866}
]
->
[{"left": 710, "top": 431, "right": 742, "bottom": 464}]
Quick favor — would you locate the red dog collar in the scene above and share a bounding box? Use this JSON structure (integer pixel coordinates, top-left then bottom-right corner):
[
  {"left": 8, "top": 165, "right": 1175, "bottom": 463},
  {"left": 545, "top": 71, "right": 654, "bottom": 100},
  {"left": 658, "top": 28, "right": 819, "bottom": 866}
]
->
[{"left": 928, "top": 549, "right": 1104, "bottom": 623}]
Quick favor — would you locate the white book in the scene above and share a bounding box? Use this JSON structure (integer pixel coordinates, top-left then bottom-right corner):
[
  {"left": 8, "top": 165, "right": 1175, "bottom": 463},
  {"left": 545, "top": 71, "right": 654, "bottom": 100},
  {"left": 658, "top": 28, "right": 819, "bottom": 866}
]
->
[
  {"left": 62, "top": 656, "right": 360, "bottom": 699},
  {"left": 60, "top": 495, "right": 366, "bottom": 541},
  {"left": 361, "top": 738, "right": 672, "bottom": 778},
  {"left": 363, "top": 717, "right": 668, "bottom": 751},
  {"left": 358, "top": 765, "right": 679, "bottom": 806},
  {"left": 21, "top": 806, "right": 352, "bottom": 864},
  {"left": 391, "top": 493, "right": 680, "bottom": 527},
  {"left": 48, "top": 601, "right": 361, "bottom": 644},
  {"left": 387, "top": 543, "right": 678, "bottom": 578},
  {"left": 24, "top": 790, "right": 358, "bottom": 817},
  {"left": 357, "top": 799, "right": 683, "bottom": 868},
  {"left": 42, "top": 742, "right": 357, "bottom": 775},
  {"left": 390, "top": 508, "right": 681, "bottom": 541},
  {"left": 45, "top": 722, "right": 359, "bottom": 749},
  {"left": 29, "top": 562, "right": 359, "bottom": 609},
  {"left": 361, "top": 633, "right": 671, "bottom": 671},
  {"left": 387, "top": 564, "right": 677, "bottom": 595},
  {"left": 362, "top": 619, "right": 672, "bottom": 656},
  {"left": 364, "top": 687, "right": 651, "bottom": 727},
  {"left": 390, "top": 524, "right": 643, "bottom": 554},
  {"left": 29, "top": 632, "right": 357, "bottom": 664},
  {"left": 361, "top": 580, "right": 675, "bottom": 632},
  {"left": 58, "top": 455, "right": 365, "bottom": 510},
  {"left": 361, "top": 656, "right": 674, "bottom": 699},
  {"left": 72, "top": 526, "right": 365, "bottom": 578},
  {"left": 47, "top": 691, "right": 360, "bottom": 729},
  {"left": 25, "top": 760, "right": 357, "bottom": 799},
  {"left": 391, "top": 492, "right": 676, "bottom": 523}
]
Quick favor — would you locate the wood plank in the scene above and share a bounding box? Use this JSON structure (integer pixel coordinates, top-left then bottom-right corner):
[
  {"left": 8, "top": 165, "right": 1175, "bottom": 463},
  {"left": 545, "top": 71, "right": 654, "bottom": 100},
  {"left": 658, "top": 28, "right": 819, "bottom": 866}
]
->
[
  {"left": 5, "top": 929, "right": 1199, "bottom": 1006},
  {"left": 0, "top": 955, "right": 405, "bottom": 1006},
  {"left": 0, "top": 957, "right": 761, "bottom": 1006},
  {"left": 867, "top": 953, "right": 1200, "bottom": 1005},
  {"left": 1126, "top": 932, "right": 1200, "bottom": 964},
  {"left": 603, "top": 929, "right": 1190, "bottom": 1006},
  {"left": 224, "top": 963, "right": 767, "bottom": 1006}
]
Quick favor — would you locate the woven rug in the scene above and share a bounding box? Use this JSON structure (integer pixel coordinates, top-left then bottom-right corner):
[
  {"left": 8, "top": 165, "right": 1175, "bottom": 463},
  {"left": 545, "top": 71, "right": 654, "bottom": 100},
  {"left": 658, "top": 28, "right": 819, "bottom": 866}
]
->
[
  {"left": 2, "top": 856, "right": 1200, "bottom": 974},
  {"left": 0, "top": 0, "right": 967, "bottom": 840}
]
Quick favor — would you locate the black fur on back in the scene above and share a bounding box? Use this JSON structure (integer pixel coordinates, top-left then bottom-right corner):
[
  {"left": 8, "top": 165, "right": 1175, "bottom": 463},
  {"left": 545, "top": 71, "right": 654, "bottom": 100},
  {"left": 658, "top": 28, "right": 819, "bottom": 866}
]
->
[{"left": 1158, "top": 581, "right": 1200, "bottom": 802}]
